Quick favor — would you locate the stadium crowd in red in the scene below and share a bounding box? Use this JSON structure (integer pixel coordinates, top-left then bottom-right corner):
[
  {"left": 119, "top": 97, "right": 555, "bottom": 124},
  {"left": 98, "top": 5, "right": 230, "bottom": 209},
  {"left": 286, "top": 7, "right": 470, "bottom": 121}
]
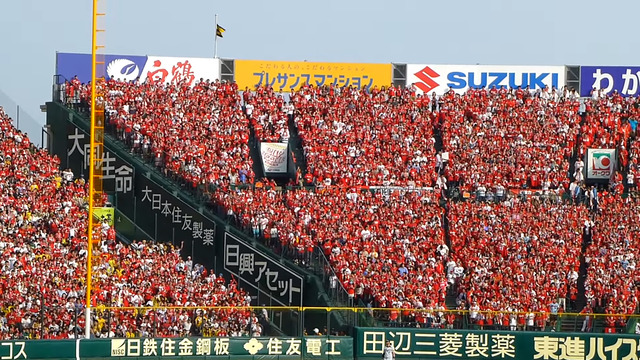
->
[
  {"left": 448, "top": 201, "right": 586, "bottom": 316},
  {"left": 0, "top": 107, "right": 257, "bottom": 340},
  {"left": 585, "top": 194, "right": 640, "bottom": 316},
  {"left": 101, "top": 79, "right": 255, "bottom": 188},
  {"left": 59, "top": 78, "right": 640, "bottom": 333},
  {"left": 291, "top": 84, "right": 439, "bottom": 187},
  {"left": 220, "top": 186, "right": 448, "bottom": 309},
  {"left": 439, "top": 87, "right": 580, "bottom": 191},
  {"left": 243, "top": 87, "right": 290, "bottom": 143}
]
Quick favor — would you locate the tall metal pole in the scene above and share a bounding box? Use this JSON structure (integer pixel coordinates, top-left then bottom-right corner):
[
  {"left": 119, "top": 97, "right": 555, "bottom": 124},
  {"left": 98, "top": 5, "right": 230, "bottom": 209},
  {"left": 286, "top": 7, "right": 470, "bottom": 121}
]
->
[
  {"left": 85, "top": 0, "right": 99, "bottom": 339},
  {"left": 214, "top": 13, "right": 219, "bottom": 59}
]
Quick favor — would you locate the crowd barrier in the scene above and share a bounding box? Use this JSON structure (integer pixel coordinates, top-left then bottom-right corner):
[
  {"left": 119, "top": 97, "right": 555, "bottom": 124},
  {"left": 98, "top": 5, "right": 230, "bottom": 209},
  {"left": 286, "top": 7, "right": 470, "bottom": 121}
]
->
[{"left": 10, "top": 305, "right": 638, "bottom": 339}]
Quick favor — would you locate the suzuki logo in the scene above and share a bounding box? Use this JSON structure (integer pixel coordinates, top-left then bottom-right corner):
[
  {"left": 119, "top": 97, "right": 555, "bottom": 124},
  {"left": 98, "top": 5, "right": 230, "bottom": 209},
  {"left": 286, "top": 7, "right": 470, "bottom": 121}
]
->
[{"left": 414, "top": 66, "right": 440, "bottom": 94}]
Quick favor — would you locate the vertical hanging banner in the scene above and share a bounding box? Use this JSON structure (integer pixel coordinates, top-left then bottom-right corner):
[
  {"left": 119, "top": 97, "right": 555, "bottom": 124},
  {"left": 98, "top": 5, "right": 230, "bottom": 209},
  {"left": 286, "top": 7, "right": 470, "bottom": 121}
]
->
[
  {"left": 234, "top": 59, "right": 392, "bottom": 91},
  {"left": 93, "top": 207, "right": 115, "bottom": 226},
  {"left": 585, "top": 148, "right": 617, "bottom": 181},
  {"left": 260, "top": 142, "right": 288, "bottom": 173}
]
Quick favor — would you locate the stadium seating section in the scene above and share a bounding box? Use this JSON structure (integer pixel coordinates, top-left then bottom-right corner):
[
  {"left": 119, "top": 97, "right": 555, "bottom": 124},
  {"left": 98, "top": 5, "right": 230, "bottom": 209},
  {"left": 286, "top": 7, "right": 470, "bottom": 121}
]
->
[
  {"left": 0, "top": 106, "right": 257, "bottom": 339},
  {"left": 2, "top": 79, "right": 639, "bottom": 339}
]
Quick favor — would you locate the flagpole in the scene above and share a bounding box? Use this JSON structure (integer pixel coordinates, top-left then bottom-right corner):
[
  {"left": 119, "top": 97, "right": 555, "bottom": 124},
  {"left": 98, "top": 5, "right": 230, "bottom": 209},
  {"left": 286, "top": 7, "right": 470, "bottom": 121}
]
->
[{"left": 214, "top": 13, "right": 218, "bottom": 59}]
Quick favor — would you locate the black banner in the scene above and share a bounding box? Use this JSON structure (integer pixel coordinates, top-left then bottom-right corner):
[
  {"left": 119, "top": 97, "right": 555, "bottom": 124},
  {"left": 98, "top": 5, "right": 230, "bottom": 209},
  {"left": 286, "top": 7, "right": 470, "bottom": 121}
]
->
[{"left": 224, "top": 233, "right": 303, "bottom": 306}]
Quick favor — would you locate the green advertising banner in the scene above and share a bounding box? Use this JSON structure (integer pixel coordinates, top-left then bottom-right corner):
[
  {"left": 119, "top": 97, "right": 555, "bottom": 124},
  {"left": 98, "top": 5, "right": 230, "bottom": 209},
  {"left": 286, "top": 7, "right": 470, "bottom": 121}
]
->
[
  {"left": 5, "top": 331, "right": 640, "bottom": 360},
  {"left": 0, "top": 336, "right": 352, "bottom": 360},
  {"left": 354, "top": 327, "right": 640, "bottom": 360}
]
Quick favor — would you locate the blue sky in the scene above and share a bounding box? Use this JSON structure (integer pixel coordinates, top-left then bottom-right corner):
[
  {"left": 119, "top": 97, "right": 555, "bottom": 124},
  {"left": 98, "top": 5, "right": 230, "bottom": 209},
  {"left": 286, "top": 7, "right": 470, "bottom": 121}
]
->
[{"left": 0, "top": 0, "right": 638, "bottom": 144}]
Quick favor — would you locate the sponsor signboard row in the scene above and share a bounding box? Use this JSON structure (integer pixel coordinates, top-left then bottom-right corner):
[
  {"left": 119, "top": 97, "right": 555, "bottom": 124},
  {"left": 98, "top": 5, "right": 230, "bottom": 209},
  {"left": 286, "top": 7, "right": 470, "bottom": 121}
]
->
[
  {"left": 0, "top": 337, "right": 352, "bottom": 359},
  {"left": 56, "top": 52, "right": 640, "bottom": 97},
  {"left": 2, "top": 328, "right": 640, "bottom": 359}
]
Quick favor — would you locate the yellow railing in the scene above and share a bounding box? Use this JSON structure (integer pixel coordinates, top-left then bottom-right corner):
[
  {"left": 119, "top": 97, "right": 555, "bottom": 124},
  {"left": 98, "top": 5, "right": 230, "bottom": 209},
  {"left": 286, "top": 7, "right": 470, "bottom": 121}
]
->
[{"left": 89, "top": 305, "right": 639, "bottom": 319}]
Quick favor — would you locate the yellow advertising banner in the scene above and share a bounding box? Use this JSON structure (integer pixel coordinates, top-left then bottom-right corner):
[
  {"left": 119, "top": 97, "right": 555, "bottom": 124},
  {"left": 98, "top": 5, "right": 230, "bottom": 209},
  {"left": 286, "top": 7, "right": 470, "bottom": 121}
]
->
[
  {"left": 93, "top": 207, "right": 115, "bottom": 226},
  {"left": 234, "top": 59, "right": 392, "bottom": 92}
]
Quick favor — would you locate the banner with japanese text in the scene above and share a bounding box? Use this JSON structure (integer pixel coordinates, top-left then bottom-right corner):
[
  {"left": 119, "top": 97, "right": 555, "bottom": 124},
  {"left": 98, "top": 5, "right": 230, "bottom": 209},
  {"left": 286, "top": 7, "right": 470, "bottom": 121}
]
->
[
  {"left": 580, "top": 66, "right": 640, "bottom": 97},
  {"left": 355, "top": 327, "right": 640, "bottom": 360},
  {"left": 46, "top": 102, "right": 216, "bottom": 269},
  {"left": 64, "top": 121, "right": 135, "bottom": 197},
  {"left": 0, "top": 336, "right": 353, "bottom": 359},
  {"left": 141, "top": 56, "right": 220, "bottom": 86},
  {"left": 260, "top": 142, "right": 288, "bottom": 173},
  {"left": 234, "top": 59, "right": 392, "bottom": 91},
  {"left": 55, "top": 53, "right": 220, "bottom": 86},
  {"left": 585, "top": 148, "right": 617, "bottom": 181},
  {"left": 224, "top": 232, "right": 303, "bottom": 306}
]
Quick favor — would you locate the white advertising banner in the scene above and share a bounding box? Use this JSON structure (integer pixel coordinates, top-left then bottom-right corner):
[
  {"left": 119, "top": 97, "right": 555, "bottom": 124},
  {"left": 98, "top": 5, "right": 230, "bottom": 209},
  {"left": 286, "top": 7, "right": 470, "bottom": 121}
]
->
[
  {"left": 260, "top": 142, "right": 288, "bottom": 173},
  {"left": 405, "top": 64, "right": 565, "bottom": 95},
  {"left": 140, "top": 56, "right": 220, "bottom": 86},
  {"left": 585, "top": 149, "right": 617, "bottom": 181}
]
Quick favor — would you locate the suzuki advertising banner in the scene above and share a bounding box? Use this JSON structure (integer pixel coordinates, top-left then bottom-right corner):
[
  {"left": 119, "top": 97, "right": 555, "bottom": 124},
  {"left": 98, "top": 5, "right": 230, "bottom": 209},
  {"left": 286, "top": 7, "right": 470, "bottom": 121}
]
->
[
  {"left": 406, "top": 64, "right": 565, "bottom": 95},
  {"left": 55, "top": 53, "right": 220, "bottom": 86},
  {"left": 580, "top": 66, "right": 640, "bottom": 97},
  {"left": 260, "top": 142, "right": 288, "bottom": 173},
  {"left": 235, "top": 59, "right": 392, "bottom": 91},
  {"left": 585, "top": 148, "right": 617, "bottom": 181}
]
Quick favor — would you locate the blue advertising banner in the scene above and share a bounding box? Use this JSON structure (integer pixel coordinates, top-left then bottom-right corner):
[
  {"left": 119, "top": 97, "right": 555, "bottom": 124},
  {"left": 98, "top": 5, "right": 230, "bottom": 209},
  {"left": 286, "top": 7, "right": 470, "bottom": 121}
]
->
[
  {"left": 580, "top": 66, "right": 640, "bottom": 97},
  {"left": 55, "top": 53, "right": 221, "bottom": 85},
  {"left": 55, "top": 53, "right": 148, "bottom": 84}
]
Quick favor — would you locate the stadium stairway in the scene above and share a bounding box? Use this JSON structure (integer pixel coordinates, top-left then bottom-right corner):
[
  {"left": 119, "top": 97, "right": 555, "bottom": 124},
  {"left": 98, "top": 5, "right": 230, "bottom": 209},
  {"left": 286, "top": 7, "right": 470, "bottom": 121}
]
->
[
  {"left": 287, "top": 113, "right": 308, "bottom": 179},
  {"left": 247, "top": 119, "right": 266, "bottom": 179},
  {"left": 567, "top": 111, "right": 588, "bottom": 182},
  {"left": 432, "top": 113, "right": 445, "bottom": 154}
]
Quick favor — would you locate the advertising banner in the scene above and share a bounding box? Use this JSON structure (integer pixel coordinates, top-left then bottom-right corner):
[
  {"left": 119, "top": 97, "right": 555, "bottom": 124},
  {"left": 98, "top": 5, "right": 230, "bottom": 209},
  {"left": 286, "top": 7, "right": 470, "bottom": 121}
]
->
[
  {"left": 141, "top": 56, "right": 220, "bottom": 86},
  {"left": 405, "top": 64, "right": 565, "bottom": 95},
  {"left": 110, "top": 336, "right": 352, "bottom": 359},
  {"left": 65, "top": 124, "right": 135, "bottom": 196},
  {"left": 585, "top": 148, "right": 617, "bottom": 181},
  {"left": 0, "top": 336, "right": 353, "bottom": 360},
  {"left": 580, "top": 66, "right": 640, "bottom": 97},
  {"left": 260, "top": 142, "right": 288, "bottom": 173},
  {"left": 355, "top": 327, "right": 640, "bottom": 360},
  {"left": 93, "top": 207, "right": 115, "bottom": 226},
  {"left": 132, "top": 172, "right": 217, "bottom": 265},
  {"left": 224, "top": 232, "right": 303, "bottom": 306},
  {"left": 47, "top": 102, "right": 216, "bottom": 268},
  {"left": 234, "top": 59, "right": 392, "bottom": 91},
  {"left": 56, "top": 53, "right": 147, "bottom": 84},
  {"left": 55, "top": 53, "right": 220, "bottom": 85}
]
